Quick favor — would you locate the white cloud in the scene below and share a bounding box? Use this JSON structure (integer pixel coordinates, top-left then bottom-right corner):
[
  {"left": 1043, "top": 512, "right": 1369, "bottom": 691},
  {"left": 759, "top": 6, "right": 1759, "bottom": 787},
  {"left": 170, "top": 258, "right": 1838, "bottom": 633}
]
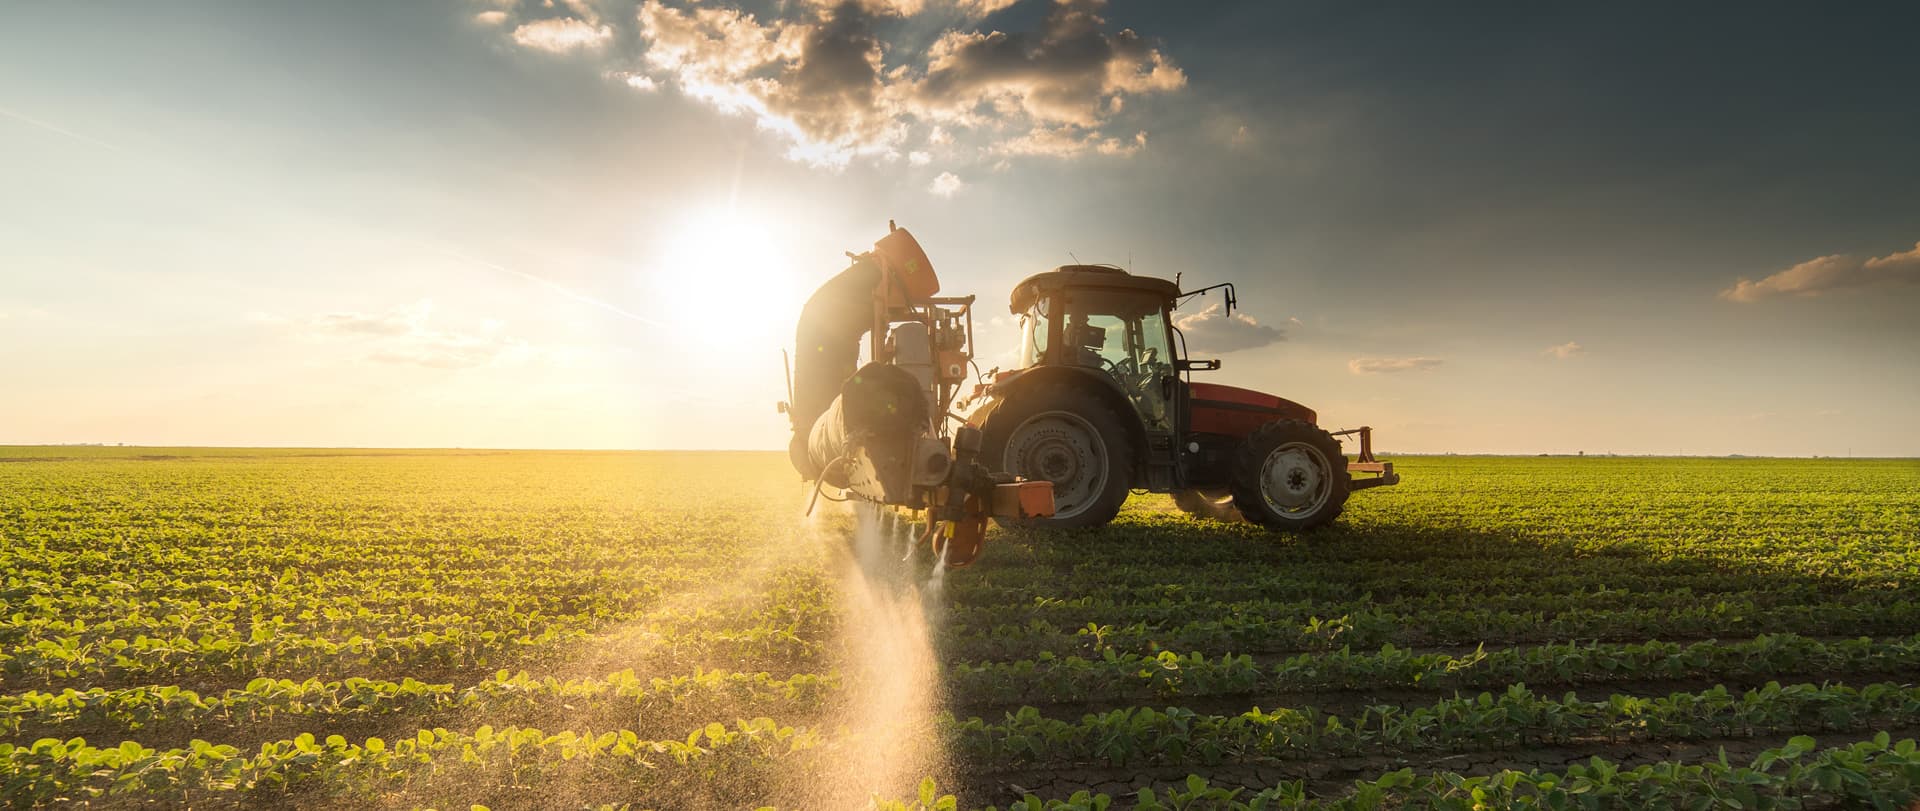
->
[
  {"left": 610, "top": 72, "right": 659, "bottom": 91},
  {"left": 927, "top": 171, "right": 965, "bottom": 197},
  {"left": 995, "top": 126, "right": 1145, "bottom": 158},
  {"left": 1349, "top": 356, "right": 1444, "bottom": 375},
  {"left": 1174, "top": 303, "right": 1284, "bottom": 354},
  {"left": 300, "top": 301, "right": 534, "bottom": 370},
  {"left": 953, "top": 0, "right": 1020, "bottom": 16},
  {"left": 1721, "top": 241, "right": 1920, "bottom": 302},
  {"left": 510, "top": 17, "right": 612, "bottom": 53},
  {"left": 908, "top": 150, "right": 932, "bottom": 165},
  {"left": 474, "top": 10, "right": 508, "bottom": 25},
  {"left": 309, "top": 306, "right": 420, "bottom": 337},
  {"left": 1545, "top": 341, "right": 1584, "bottom": 360}
]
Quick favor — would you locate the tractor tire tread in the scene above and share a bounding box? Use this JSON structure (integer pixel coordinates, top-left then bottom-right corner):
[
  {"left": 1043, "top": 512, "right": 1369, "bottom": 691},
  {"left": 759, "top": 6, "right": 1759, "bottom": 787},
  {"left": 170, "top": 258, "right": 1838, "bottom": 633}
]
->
[
  {"left": 1229, "top": 418, "right": 1350, "bottom": 532},
  {"left": 981, "top": 379, "right": 1136, "bottom": 530}
]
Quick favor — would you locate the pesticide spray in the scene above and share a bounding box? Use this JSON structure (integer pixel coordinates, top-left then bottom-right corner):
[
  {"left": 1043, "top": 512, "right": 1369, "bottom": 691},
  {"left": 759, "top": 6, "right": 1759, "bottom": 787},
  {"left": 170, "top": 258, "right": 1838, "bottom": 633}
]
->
[{"left": 793, "top": 500, "right": 953, "bottom": 808}]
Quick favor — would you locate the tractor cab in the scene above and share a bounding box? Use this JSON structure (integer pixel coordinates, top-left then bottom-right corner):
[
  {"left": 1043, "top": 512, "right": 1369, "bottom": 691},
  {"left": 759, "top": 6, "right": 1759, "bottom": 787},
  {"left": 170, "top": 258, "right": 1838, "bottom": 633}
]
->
[
  {"left": 1011, "top": 265, "right": 1180, "bottom": 433},
  {"left": 971, "top": 264, "right": 1399, "bottom": 530}
]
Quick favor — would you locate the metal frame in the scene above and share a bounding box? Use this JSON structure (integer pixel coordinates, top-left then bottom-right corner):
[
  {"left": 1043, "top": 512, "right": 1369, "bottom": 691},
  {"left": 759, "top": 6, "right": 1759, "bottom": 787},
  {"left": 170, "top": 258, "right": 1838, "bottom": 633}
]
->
[
  {"left": 1329, "top": 426, "right": 1400, "bottom": 491},
  {"left": 1176, "top": 281, "right": 1238, "bottom": 317}
]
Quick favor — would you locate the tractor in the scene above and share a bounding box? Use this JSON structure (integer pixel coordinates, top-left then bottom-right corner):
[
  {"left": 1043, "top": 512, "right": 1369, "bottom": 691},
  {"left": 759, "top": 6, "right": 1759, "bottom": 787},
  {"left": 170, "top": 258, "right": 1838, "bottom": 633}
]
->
[
  {"left": 783, "top": 225, "right": 1397, "bottom": 568},
  {"left": 962, "top": 264, "right": 1400, "bottom": 530}
]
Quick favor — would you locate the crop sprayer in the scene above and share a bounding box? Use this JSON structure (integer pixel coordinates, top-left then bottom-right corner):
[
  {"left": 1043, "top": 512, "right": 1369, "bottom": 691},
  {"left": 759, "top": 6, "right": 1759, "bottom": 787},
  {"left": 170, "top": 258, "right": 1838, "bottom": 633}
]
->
[{"left": 781, "top": 223, "right": 1400, "bottom": 567}]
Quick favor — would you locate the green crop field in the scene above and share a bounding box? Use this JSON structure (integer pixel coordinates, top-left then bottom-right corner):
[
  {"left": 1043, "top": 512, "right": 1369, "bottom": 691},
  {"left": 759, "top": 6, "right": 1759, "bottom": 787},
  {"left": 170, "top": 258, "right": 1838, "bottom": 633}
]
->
[{"left": 4, "top": 448, "right": 1920, "bottom": 809}]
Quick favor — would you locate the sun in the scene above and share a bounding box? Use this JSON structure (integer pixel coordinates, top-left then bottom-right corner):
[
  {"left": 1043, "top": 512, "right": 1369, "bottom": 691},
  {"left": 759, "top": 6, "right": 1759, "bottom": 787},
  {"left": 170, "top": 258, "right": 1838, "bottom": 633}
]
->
[{"left": 643, "top": 205, "right": 803, "bottom": 355}]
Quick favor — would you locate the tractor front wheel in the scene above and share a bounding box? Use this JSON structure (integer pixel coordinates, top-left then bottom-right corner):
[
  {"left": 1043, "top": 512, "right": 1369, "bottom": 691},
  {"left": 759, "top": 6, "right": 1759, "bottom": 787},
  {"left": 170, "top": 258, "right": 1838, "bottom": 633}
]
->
[
  {"left": 1230, "top": 420, "right": 1350, "bottom": 532},
  {"left": 982, "top": 383, "right": 1134, "bottom": 529}
]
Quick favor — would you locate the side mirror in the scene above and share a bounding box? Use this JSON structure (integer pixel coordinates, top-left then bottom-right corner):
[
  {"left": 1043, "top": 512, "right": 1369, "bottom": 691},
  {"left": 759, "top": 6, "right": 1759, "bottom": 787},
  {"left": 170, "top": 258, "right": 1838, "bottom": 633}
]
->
[{"left": 1177, "top": 359, "right": 1221, "bottom": 372}]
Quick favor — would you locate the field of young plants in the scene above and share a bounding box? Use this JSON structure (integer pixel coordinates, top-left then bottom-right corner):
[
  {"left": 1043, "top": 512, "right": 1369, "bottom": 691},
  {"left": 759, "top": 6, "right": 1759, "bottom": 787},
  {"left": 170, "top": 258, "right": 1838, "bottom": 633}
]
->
[{"left": 3, "top": 447, "right": 1919, "bottom": 808}]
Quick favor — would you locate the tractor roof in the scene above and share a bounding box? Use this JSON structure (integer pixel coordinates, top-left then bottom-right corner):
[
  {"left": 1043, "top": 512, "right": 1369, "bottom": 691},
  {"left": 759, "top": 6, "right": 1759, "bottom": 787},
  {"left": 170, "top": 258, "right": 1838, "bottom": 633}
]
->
[{"left": 1008, "top": 265, "right": 1182, "bottom": 313}]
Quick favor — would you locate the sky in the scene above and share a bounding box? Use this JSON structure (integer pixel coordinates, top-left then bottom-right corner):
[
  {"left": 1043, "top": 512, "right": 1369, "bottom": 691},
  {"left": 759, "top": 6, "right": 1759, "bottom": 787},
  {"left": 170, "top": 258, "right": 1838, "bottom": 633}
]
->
[{"left": 3, "top": 0, "right": 1918, "bottom": 456}]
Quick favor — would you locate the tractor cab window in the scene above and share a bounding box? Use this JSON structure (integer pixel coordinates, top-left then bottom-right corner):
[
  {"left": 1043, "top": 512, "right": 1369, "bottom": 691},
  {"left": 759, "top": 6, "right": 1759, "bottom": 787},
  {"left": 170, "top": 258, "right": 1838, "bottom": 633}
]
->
[
  {"left": 1017, "top": 296, "right": 1050, "bottom": 368},
  {"left": 1062, "top": 289, "right": 1175, "bottom": 430}
]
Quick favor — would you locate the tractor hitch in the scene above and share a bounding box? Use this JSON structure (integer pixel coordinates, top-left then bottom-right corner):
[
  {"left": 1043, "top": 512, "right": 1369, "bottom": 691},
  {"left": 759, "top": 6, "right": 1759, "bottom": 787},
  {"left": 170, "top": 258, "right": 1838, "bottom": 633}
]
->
[{"left": 1331, "top": 426, "right": 1400, "bottom": 491}]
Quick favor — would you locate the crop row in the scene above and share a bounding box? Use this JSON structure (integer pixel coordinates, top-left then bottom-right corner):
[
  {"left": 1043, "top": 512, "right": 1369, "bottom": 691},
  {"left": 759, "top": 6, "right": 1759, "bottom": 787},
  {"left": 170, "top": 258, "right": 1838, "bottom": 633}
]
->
[
  {"left": 0, "top": 617, "right": 825, "bottom": 690},
  {"left": 0, "top": 564, "right": 840, "bottom": 690},
  {"left": 942, "top": 599, "right": 1920, "bottom": 661},
  {"left": 961, "top": 544, "right": 1741, "bottom": 584},
  {"left": 0, "top": 563, "right": 837, "bottom": 647},
  {"left": 0, "top": 717, "right": 814, "bottom": 806},
  {"left": 887, "top": 733, "right": 1920, "bottom": 810},
  {"left": 947, "top": 681, "right": 1920, "bottom": 770},
  {"left": 950, "top": 633, "right": 1920, "bottom": 706},
  {"left": 947, "top": 566, "right": 1853, "bottom": 610},
  {"left": 0, "top": 668, "right": 838, "bottom": 739},
  {"left": 943, "top": 586, "right": 1908, "bottom": 640}
]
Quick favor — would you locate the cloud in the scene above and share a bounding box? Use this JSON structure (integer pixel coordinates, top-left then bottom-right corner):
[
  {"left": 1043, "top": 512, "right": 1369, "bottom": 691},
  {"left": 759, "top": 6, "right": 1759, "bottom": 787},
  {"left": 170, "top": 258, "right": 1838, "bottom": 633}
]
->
[
  {"left": 510, "top": 17, "right": 612, "bottom": 52},
  {"left": 956, "top": 0, "right": 1029, "bottom": 15},
  {"left": 474, "top": 10, "right": 508, "bottom": 25},
  {"left": 913, "top": 0, "right": 1186, "bottom": 129},
  {"left": 954, "top": 0, "right": 1020, "bottom": 15},
  {"left": 476, "top": 0, "right": 1183, "bottom": 167},
  {"left": 994, "top": 125, "right": 1145, "bottom": 157},
  {"left": 636, "top": 1, "right": 896, "bottom": 166},
  {"left": 1349, "top": 356, "right": 1444, "bottom": 375},
  {"left": 309, "top": 308, "right": 418, "bottom": 337},
  {"left": 607, "top": 71, "right": 659, "bottom": 91},
  {"left": 797, "top": 0, "right": 927, "bottom": 16},
  {"left": 1545, "top": 341, "right": 1584, "bottom": 359},
  {"left": 1174, "top": 303, "right": 1284, "bottom": 354},
  {"left": 928, "top": 171, "right": 965, "bottom": 197},
  {"left": 1721, "top": 241, "right": 1920, "bottom": 302},
  {"left": 302, "top": 301, "right": 533, "bottom": 370}
]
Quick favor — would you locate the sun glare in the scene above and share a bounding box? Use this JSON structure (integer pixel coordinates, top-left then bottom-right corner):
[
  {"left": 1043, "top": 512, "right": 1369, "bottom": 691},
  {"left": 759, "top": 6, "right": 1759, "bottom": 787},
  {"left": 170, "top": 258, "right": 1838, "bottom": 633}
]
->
[{"left": 644, "top": 206, "right": 802, "bottom": 355}]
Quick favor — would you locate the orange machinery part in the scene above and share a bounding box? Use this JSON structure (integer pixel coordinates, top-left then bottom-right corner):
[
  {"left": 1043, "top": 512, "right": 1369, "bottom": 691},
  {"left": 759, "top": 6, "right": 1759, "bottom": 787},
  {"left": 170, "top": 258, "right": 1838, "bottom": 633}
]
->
[
  {"left": 993, "top": 479, "right": 1055, "bottom": 521},
  {"left": 936, "top": 480, "right": 1053, "bottom": 568},
  {"left": 874, "top": 227, "right": 940, "bottom": 306}
]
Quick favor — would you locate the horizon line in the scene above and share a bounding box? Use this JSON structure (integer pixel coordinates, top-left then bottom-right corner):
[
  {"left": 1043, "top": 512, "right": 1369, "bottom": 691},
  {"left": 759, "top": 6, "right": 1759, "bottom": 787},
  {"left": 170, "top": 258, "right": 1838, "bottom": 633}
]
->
[{"left": 2, "top": 443, "right": 1912, "bottom": 460}]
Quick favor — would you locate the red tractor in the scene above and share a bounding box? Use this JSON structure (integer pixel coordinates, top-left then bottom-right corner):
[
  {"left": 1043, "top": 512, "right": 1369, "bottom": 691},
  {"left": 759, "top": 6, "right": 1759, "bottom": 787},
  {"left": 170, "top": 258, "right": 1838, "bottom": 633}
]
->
[
  {"left": 963, "top": 265, "right": 1400, "bottom": 530},
  {"left": 784, "top": 226, "right": 1397, "bottom": 567}
]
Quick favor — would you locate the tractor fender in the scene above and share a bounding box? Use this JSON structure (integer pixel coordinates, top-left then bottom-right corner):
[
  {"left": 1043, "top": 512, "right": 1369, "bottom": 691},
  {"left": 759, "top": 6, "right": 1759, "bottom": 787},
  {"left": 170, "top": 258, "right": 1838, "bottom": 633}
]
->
[
  {"left": 967, "top": 365, "right": 1148, "bottom": 473},
  {"left": 1187, "top": 381, "right": 1317, "bottom": 438}
]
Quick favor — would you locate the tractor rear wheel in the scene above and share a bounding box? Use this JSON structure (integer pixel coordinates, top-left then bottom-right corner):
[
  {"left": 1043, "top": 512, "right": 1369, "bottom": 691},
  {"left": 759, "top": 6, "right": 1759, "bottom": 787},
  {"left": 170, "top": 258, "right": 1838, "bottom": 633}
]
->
[
  {"left": 981, "top": 382, "right": 1134, "bottom": 529},
  {"left": 1230, "top": 419, "right": 1349, "bottom": 532},
  {"left": 1171, "top": 489, "right": 1243, "bottom": 523}
]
